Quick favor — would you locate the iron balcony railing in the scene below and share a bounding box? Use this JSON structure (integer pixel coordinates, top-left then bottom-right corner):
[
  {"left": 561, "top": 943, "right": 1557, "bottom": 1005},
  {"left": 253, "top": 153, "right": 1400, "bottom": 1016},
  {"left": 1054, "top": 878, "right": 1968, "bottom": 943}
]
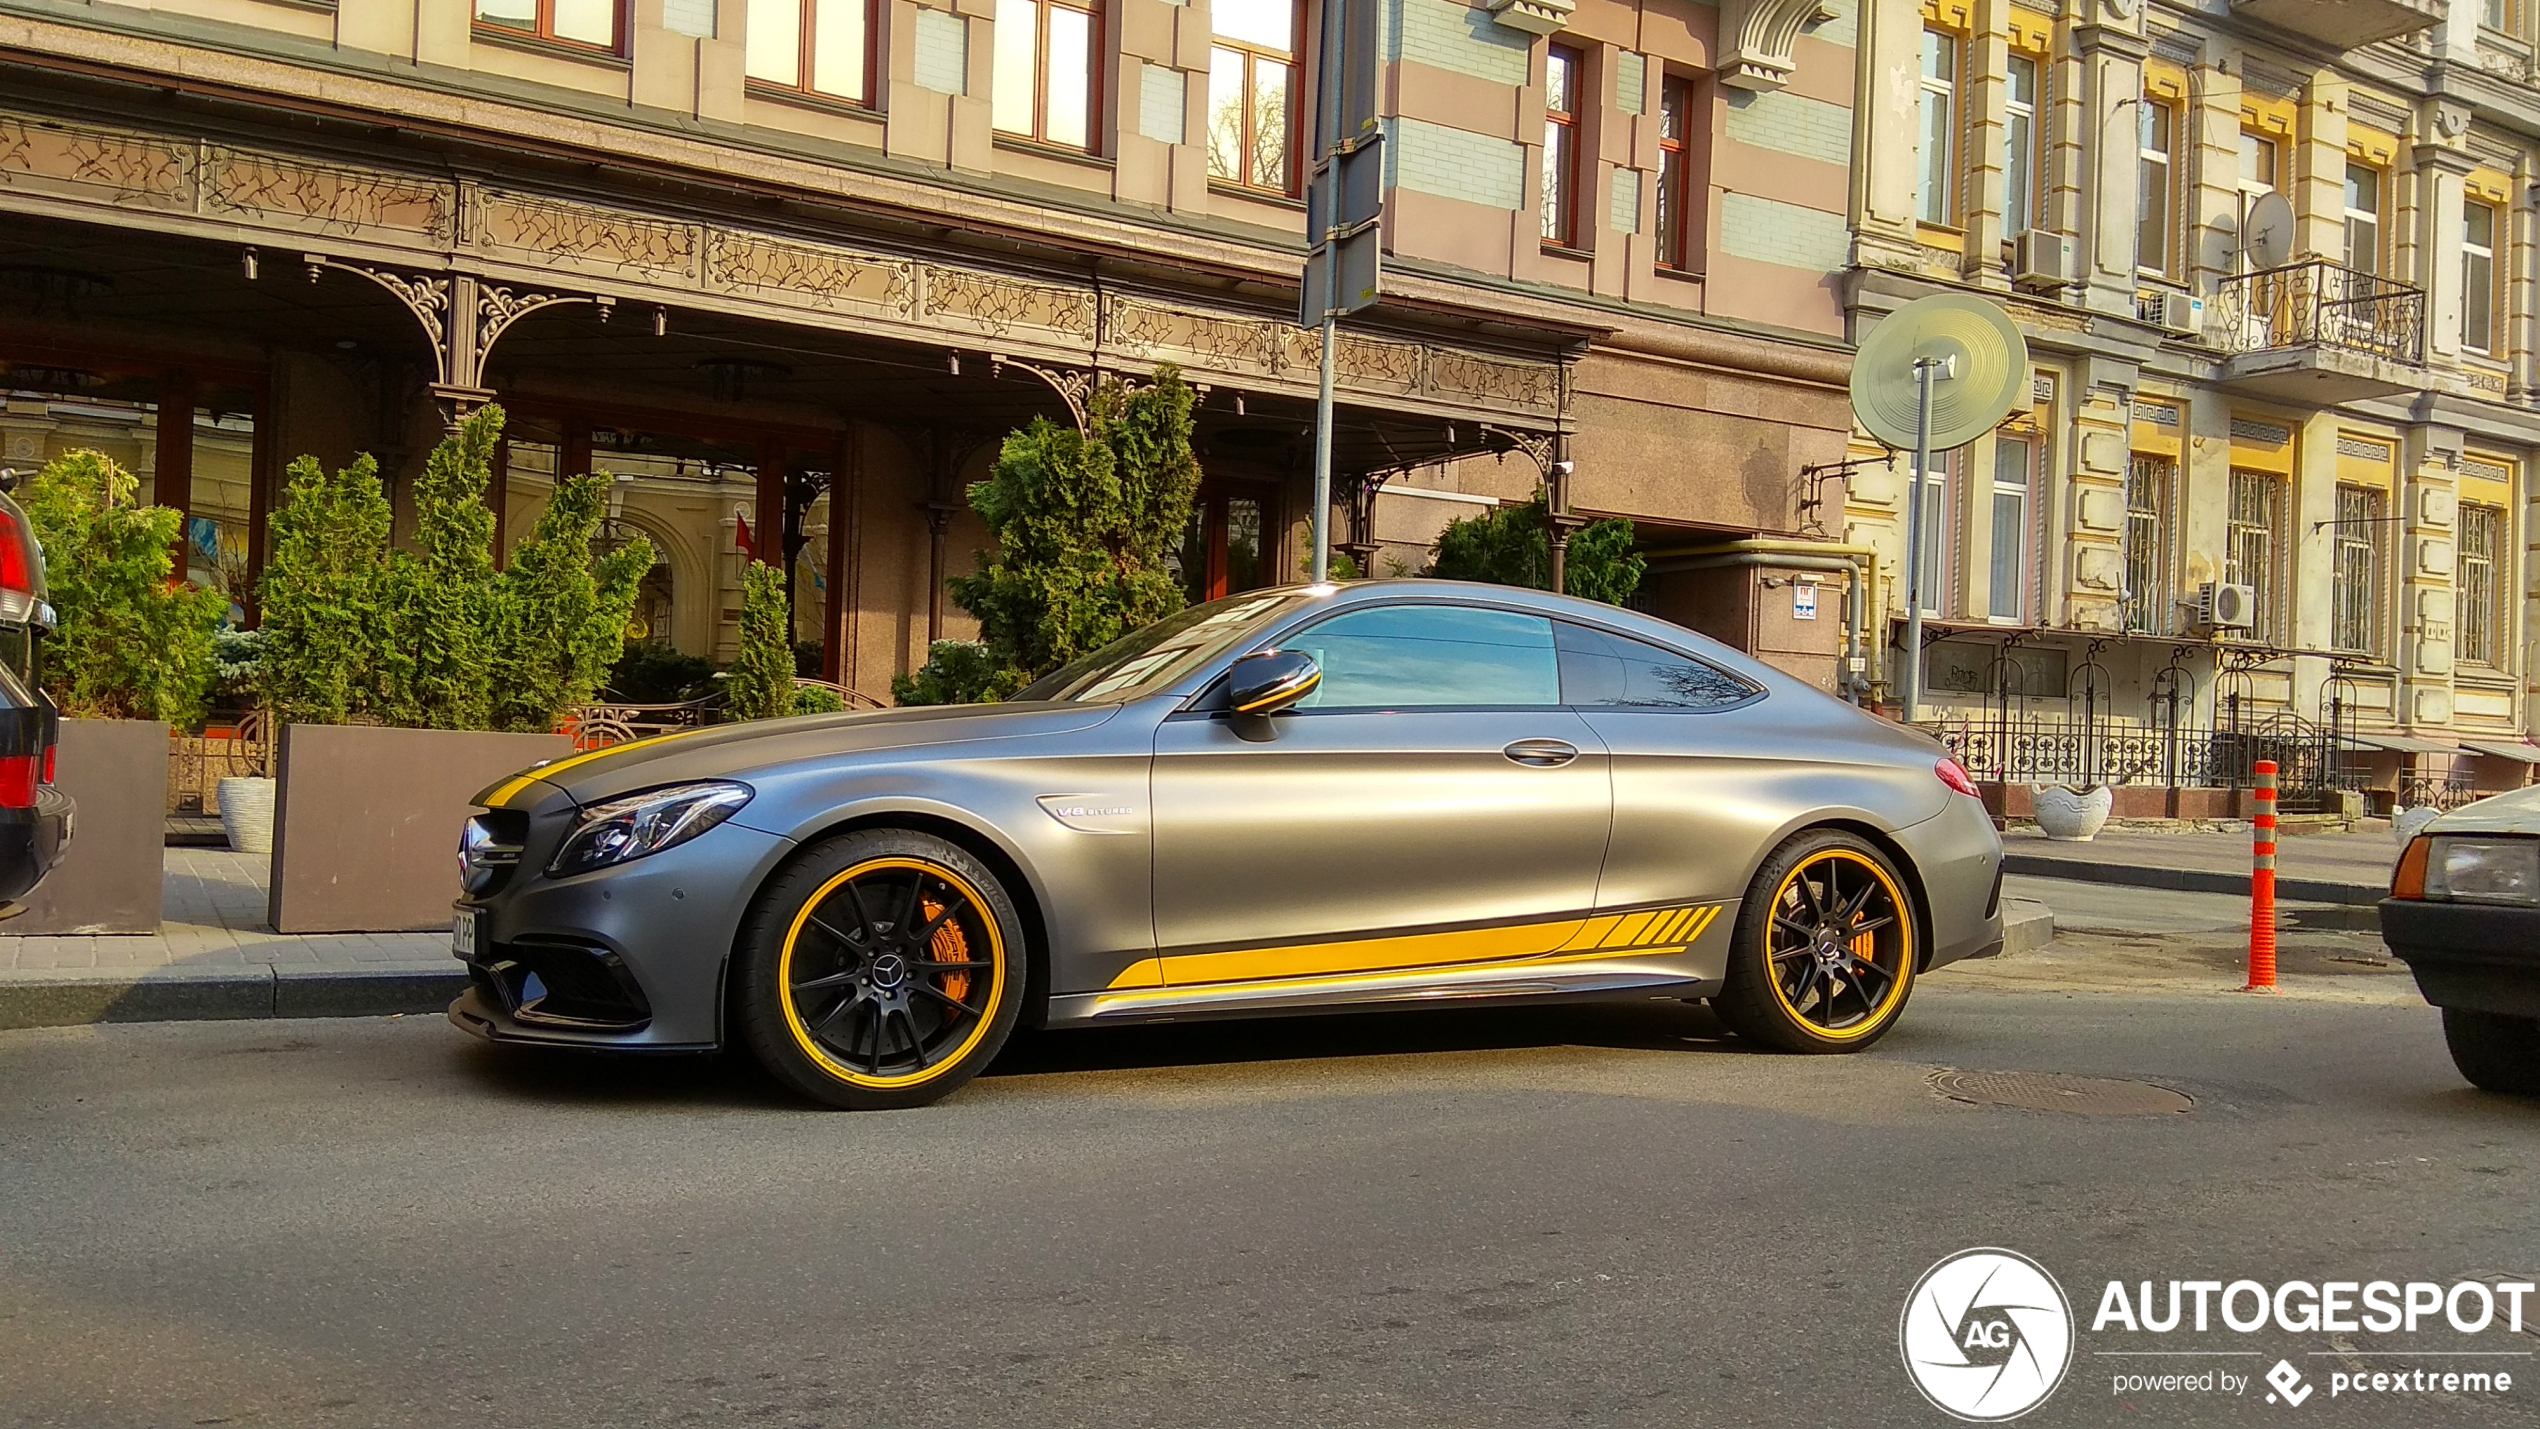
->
[
  {"left": 2213, "top": 257, "right": 2425, "bottom": 364},
  {"left": 1917, "top": 711, "right": 2367, "bottom": 802}
]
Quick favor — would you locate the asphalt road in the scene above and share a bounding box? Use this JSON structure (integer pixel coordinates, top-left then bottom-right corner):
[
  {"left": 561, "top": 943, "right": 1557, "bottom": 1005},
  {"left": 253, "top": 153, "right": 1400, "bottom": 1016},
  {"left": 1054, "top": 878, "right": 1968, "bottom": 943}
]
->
[{"left": 3, "top": 949, "right": 2535, "bottom": 1429}]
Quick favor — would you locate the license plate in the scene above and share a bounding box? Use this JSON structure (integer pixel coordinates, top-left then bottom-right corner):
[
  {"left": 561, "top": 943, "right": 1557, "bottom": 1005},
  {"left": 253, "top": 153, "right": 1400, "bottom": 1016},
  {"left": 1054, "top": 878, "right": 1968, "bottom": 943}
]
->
[{"left": 452, "top": 907, "right": 480, "bottom": 961}]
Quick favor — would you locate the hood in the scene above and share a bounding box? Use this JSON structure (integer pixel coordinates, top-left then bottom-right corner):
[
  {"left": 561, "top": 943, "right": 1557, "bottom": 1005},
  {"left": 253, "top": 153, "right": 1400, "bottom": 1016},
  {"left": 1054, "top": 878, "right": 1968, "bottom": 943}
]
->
[
  {"left": 477, "top": 701, "right": 1120, "bottom": 812},
  {"left": 2428, "top": 784, "right": 2540, "bottom": 837}
]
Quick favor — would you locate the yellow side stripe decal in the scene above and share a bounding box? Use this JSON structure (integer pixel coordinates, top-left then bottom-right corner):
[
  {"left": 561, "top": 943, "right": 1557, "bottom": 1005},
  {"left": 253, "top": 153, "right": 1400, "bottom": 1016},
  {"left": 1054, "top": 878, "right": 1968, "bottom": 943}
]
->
[{"left": 1124, "top": 902, "right": 1725, "bottom": 991}]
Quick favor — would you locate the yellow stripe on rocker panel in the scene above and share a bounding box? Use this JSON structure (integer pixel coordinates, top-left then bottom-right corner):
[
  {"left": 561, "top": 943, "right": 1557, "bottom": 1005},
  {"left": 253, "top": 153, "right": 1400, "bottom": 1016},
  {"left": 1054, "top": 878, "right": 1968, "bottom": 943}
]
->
[
  {"left": 1137, "top": 902, "right": 1729, "bottom": 992},
  {"left": 1155, "top": 917, "right": 1587, "bottom": 986}
]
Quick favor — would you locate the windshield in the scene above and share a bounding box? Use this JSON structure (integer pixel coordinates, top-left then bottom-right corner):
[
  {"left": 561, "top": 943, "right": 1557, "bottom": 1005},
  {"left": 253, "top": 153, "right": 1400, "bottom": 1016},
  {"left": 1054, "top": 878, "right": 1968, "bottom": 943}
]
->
[{"left": 1016, "top": 590, "right": 1312, "bottom": 703}]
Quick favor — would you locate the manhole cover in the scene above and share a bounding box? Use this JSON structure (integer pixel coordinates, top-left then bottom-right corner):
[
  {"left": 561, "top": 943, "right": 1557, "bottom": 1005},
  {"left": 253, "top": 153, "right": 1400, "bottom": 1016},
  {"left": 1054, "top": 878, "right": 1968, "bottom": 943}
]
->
[{"left": 1931, "top": 1069, "right": 2194, "bottom": 1116}]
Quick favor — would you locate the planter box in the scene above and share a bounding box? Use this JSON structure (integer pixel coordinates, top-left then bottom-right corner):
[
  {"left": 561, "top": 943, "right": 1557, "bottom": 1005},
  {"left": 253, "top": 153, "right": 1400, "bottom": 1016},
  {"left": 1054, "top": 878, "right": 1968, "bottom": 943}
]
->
[
  {"left": 270, "top": 724, "right": 570, "bottom": 934},
  {"left": 7, "top": 718, "right": 168, "bottom": 934}
]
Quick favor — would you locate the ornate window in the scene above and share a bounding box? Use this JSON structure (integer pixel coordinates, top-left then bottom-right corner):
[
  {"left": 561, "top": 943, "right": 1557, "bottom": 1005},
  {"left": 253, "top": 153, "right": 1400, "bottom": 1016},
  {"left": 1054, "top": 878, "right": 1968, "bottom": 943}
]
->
[
  {"left": 2003, "top": 53, "right": 2041, "bottom": 239},
  {"left": 1916, "top": 29, "right": 1958, "bottom": 227},
  {"left": 2331, "top": 483, "right": 2386, "bottom": 656},
  {"left": 1207, "top": 0, "right": 1299, "bottom": 194},
  {"left": 993, "top": 0, "right": 1099, "bottom": 150},
  {"left": 1987, "top": 438, "right": 2035, "bottom": 624},
  {"left": 2461, "top": 502, "right": 2506, "bottom": 667},
  {"left": 2343, "top": 160, "right": 2383, "bottom": 275},
  {"left": 1543, "top": 45, "right": 1584, "bottom": 247},
  {"left": 1657, "top": 76, "right": 1699, "bottom": 271},
  {"left": 746, "top": 0, "right": 876, "bottom": 105},
  {"left": 2236, "top": 130, "right": 2279, "bottom": 274},
  {"left": 2464, "top": 200, "right": 2500, "bottom": 355},
  {"left": 2137, "top": 97, "right": 2178, "bottom": 276},
  {"left": 475, "top": 0, "right": 623, "bottom": 50},
  {"left": 2225, "top": 470, "right": 2285, "bottom": 645},
  {"left": 2123, "top": 455, "right": 2175, "bottom": 634}
]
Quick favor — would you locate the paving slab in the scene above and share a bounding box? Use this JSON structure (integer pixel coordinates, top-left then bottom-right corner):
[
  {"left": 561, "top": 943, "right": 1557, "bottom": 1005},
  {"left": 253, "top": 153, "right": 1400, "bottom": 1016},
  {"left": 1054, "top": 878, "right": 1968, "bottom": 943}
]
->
[
  {"left": 2000, "top": 824, "right": 2402, "bottom": 904},
  {"left": 0, "top": 848, "right": 456, "bottom": 1029}
]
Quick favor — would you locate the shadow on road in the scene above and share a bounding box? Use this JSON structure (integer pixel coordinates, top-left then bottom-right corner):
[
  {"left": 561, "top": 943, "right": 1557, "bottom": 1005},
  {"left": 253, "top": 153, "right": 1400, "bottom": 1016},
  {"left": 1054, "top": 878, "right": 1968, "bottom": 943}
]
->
[
  {"left": 986, "top": 995, "right": 1742, "bottom": 1077},
  {"left": 444, "top": 996, "right": 1754, "bottom": 1107}
]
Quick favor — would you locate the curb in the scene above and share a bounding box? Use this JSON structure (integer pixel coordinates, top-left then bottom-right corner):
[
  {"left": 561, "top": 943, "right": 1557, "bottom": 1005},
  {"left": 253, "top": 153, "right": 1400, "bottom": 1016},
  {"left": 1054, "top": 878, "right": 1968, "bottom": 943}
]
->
[
  {"left": 1962, "top": 899, "right": 2055, "bottom": 960},
  {"left": 2001, "top": 852, "right": 2384, "bottom": 906},
  {"left": 0, "top": 967, "right": 467, "bottom": 1031}
]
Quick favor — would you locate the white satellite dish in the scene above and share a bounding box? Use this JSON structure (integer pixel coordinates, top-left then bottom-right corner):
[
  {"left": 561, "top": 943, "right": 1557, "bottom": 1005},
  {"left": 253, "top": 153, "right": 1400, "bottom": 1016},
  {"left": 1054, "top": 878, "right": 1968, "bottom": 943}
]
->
[
  {"left": 1850, "top": 294, "right": 2030, "bottom": 722},
  {"left": 2244, "top": 191, "right": 2295, "bottom": 272}
]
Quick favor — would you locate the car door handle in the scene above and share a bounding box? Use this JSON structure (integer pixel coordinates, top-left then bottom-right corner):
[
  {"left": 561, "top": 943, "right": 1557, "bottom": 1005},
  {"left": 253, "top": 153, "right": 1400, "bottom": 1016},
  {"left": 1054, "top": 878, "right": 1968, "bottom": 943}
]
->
[{"left": 1503, "top": 739, "right": 1580, "bottom": 768}]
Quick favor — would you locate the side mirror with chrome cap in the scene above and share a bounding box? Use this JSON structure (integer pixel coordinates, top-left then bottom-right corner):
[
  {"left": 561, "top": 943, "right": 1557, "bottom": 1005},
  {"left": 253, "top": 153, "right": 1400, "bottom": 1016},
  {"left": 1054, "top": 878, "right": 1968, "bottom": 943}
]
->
[{"left": 1225, "top": 649, "right": 1320, "bottom": 717}]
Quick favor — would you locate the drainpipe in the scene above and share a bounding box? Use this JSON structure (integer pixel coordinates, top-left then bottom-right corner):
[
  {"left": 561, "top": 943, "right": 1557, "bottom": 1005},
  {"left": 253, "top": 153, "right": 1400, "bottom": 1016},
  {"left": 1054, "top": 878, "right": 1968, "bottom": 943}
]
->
[{"left": 1642, "top": 539, "right": 1882, "bottom": 706}]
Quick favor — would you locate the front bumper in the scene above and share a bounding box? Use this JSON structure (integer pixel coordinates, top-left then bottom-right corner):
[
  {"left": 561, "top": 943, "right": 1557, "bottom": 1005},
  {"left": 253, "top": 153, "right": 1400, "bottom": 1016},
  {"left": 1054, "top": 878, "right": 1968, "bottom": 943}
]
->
[
  {"left": 0, "top": 784, "right": 74, "bottom": 911},
  {"left": 452, "top": 816, "right": 795, "bottom": 1050},
  {"left": 2379, "top": 897, "right": 2540, "bottom": 1019}
]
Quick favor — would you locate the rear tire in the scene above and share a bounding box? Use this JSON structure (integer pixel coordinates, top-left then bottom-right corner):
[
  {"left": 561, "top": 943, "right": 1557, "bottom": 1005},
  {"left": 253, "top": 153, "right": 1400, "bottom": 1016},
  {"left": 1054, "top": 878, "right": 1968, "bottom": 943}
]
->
[
  {"left": 1714, "top": 830, "right": 1919, "bottom": 1054},
  {"left": 736, "top": 830, "right": 1025, "bottom": 1110},
  {"left": 2440, "top": 1008, "right": 2540, "bottom": 1096}
]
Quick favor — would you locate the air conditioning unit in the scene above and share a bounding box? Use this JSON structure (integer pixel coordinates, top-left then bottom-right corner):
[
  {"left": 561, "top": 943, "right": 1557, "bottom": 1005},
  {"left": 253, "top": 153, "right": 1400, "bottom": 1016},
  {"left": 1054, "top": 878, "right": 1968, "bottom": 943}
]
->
[
  {"left": 2145, "top": 290, "right": 2204, "bottom": 334},
  {"left": 2011, "top": 232, "right": 2078, "bottom": 292},
  {"left": 2198, "top": 582, "right": 2259, "bottom": 631}
]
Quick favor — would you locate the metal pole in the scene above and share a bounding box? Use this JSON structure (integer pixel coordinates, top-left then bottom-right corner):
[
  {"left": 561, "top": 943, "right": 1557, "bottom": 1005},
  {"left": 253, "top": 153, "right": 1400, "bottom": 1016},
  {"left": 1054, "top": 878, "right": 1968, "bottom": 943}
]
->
[
  {"left": 1899, "top": 357, "right": 1936, "bottom": 722},
  {"left": 1308, "top": 0, "right": 1347, "bottom": 586}
]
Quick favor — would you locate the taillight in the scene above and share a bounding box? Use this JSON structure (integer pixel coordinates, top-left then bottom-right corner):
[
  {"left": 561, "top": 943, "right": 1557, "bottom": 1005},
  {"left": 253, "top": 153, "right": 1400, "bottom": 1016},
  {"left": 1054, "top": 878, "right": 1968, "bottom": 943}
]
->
[
  {"left": 0, "top": 507, "right": 33, "bottom": 624},
  {"left": 0, "top": 753, "right": 35, "bottom": 809},
  {"left": 40, "top": 744, "right": 53, "bottom": 784},
  {"left": 1935, "top": 757, "right": 1981, "bottom": 798},
  {"left": 2391, "top": 834, "right": 2430, "bottom": 900}
]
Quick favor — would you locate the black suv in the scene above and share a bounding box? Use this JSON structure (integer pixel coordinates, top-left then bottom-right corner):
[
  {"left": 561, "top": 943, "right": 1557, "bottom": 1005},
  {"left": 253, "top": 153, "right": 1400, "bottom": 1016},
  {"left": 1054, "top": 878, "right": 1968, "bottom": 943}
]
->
[{"left": 0, "top": 473, "right": 70, "bottom": 910}]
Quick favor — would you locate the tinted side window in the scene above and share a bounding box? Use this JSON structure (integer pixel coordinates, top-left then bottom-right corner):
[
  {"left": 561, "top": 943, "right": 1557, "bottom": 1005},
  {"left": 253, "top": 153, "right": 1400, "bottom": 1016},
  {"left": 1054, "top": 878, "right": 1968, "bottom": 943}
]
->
[
  {"left": 1287, "top": 605, "right": 1561, "bottom": 708},
  {"left": 1555, "top": 622, "right": 1761, "bottom": 709}
]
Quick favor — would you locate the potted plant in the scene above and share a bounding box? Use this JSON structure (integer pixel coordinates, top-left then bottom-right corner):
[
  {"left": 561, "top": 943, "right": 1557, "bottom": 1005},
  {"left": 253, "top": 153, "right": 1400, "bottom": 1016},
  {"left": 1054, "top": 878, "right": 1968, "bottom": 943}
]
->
[
  {"left": 2030, "top": 783, "right": 2113, "bottom": 842},
  {"left": 14, "top": 450, "right": 225, "bottom": 933},
  {"left": 257, "top": 406, "right": 653, "bottom": 932}
]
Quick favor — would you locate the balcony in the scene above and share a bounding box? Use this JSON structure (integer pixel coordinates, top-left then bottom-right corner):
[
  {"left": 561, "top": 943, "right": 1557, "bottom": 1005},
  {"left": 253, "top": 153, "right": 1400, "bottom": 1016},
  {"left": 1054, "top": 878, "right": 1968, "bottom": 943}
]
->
[
  {"left": 2212, "top": 258, "right": 2425, "bottom": 405},
  {"left": 2230, "top": 0, "right": 2443, "bottom": 49}
]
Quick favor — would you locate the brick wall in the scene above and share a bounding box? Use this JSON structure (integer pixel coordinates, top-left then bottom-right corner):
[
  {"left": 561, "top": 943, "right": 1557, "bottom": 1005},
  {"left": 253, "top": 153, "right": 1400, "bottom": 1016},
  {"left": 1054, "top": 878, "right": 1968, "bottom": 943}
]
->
[
  {"left": 1719, "top": 193, "right": 1850, "bottom": 271},
  {"left": 1384, "top": 0, "right": 1532, "bottom": 86},
  {"left": 1724, "top": 90, "right": 1852, "bottom": 168},
  {"left": 1385, "top": 116, "right": 1526, "bottom": 210},
  {"left": 913, "top": 10, "right": 966, "bottom": 96}
]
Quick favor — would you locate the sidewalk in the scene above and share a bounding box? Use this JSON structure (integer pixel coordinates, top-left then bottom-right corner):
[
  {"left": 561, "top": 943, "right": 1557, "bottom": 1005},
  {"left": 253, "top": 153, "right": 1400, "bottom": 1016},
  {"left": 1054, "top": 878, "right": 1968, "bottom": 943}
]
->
[
  {"left": 2000, "top": 825, "right": 2401, "bottom": 905},
  {"left": 0, "top": 849, "right": 461, "bottom": 1029}
]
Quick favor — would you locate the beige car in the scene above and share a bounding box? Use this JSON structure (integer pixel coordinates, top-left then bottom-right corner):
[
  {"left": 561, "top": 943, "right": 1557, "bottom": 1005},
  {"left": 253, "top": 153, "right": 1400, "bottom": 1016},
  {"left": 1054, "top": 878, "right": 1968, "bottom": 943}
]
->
[{"left": 450, "top": 581, "right": 2006, "bottom": 1109}]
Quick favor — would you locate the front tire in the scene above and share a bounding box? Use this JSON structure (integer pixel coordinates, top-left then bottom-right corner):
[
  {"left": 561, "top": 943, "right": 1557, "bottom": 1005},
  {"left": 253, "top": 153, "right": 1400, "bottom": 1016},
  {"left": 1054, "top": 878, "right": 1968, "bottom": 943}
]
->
[
  {"left": 1714, "top": 830, "right": 1919, "bottom": 1054},
  {"left": 737, "top": 830, "right": 1025, "bottom": 1110},
  {"left": 2441, "top": 1008, "right": 2540, "bottom": 1096}
]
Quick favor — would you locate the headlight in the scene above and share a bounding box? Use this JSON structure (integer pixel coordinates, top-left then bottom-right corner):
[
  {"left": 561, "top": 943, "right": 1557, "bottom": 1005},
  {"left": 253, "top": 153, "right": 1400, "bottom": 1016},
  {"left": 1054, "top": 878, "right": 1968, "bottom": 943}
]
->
[
  {"left": 2423, "top": 835, "right": 2540, "bottom": 905},
  {"left": 548, "top": 781, "right": 752, "bottom": 877}
]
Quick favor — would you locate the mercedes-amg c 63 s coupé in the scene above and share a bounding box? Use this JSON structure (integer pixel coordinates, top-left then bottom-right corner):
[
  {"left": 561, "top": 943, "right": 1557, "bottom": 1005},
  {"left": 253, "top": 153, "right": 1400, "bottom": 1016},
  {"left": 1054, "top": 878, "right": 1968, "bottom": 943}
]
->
[{"left": 449, "top": 580, "right": 2005, "bottom": 1108}]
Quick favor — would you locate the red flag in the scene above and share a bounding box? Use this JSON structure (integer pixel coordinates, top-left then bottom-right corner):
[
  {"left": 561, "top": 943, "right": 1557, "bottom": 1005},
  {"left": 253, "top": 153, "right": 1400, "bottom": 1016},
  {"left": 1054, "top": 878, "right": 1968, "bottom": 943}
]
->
[{"left": 735, "top": 512, "right": 755, "bottom": 561}]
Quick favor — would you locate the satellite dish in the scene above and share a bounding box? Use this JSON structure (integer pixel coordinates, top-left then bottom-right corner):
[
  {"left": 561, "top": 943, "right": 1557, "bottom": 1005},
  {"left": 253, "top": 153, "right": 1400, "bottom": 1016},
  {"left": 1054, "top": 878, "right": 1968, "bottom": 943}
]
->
[
  {"left": 1850, "top": 293, "right": 2030, "bottom": 452},
  {"left": 2244, "top": 191, "right": 2295, "bottom": 271}
]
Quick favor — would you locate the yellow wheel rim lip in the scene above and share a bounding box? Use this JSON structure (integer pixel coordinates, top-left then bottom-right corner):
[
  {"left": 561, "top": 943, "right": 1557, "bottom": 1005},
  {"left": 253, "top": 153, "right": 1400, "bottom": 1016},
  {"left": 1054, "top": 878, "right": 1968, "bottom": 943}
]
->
[
  {"left": 1766, "top": 849, "right": 1912, "bottom": 1041},
  {"left": 779, "top": 856, "right": 1005, "bottom": 1088}
]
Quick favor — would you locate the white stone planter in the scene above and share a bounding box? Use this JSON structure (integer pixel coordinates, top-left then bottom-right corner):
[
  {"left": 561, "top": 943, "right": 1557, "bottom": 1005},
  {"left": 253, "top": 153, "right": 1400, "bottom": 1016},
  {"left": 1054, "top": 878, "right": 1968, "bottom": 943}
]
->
[
  {"left": 217, "top": 776, "right": 277, "bottom": 855},
  {"left": 2392, "top": 805, "right": 2442, "bottom": 846},
  {"left": 2031, "top": 784, "right": 2112, "bottom": 842}
]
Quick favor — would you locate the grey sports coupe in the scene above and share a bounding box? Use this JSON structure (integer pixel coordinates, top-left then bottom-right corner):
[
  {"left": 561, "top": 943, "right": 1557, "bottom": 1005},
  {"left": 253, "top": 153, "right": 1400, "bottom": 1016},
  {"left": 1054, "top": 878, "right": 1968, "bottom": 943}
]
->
[{"left": 450, "top": 580, "right": 2005, "bottom": 1108}]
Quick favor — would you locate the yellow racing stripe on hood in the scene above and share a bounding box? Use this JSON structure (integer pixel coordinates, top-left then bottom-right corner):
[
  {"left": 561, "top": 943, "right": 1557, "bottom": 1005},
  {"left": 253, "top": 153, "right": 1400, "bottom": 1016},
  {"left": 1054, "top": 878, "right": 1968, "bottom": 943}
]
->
[{"left": 482, "top": 726, "right": 719, "bottom": 808}]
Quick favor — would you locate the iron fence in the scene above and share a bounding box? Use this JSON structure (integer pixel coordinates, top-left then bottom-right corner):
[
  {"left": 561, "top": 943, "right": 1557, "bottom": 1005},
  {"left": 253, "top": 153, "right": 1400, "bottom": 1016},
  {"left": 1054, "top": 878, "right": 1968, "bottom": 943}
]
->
[
  {"left": 2213, "top": 257, "right": 2425, "bottom": 364},
  {"left": 1919, "top": 711, "right": 2362, "bottom": 801}
]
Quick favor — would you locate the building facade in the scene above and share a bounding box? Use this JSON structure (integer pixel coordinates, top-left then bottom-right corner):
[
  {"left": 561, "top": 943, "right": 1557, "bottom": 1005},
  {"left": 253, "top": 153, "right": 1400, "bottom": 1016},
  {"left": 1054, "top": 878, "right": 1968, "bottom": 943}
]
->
[
  {"left": 1845, "top": 0, "right": 2540, "bottom": 809},
  {"left": 0, "top": 0, "right": 1871, "bottom": 703}
]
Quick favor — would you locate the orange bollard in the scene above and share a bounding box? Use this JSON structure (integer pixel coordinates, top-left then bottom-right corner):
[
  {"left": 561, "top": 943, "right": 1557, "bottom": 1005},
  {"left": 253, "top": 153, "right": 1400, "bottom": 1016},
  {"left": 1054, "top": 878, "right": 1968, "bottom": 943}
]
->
[{"left": 2244, "top": 760, "right": 2279, "bottom": 992}]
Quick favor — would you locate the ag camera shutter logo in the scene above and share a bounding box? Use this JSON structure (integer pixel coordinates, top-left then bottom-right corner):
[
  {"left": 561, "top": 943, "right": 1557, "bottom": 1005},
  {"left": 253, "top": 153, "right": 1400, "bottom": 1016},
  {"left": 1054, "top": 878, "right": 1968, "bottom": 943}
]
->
[{"left": 1900, "top": 1248, "right": 2076, "bottom": 1421}]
